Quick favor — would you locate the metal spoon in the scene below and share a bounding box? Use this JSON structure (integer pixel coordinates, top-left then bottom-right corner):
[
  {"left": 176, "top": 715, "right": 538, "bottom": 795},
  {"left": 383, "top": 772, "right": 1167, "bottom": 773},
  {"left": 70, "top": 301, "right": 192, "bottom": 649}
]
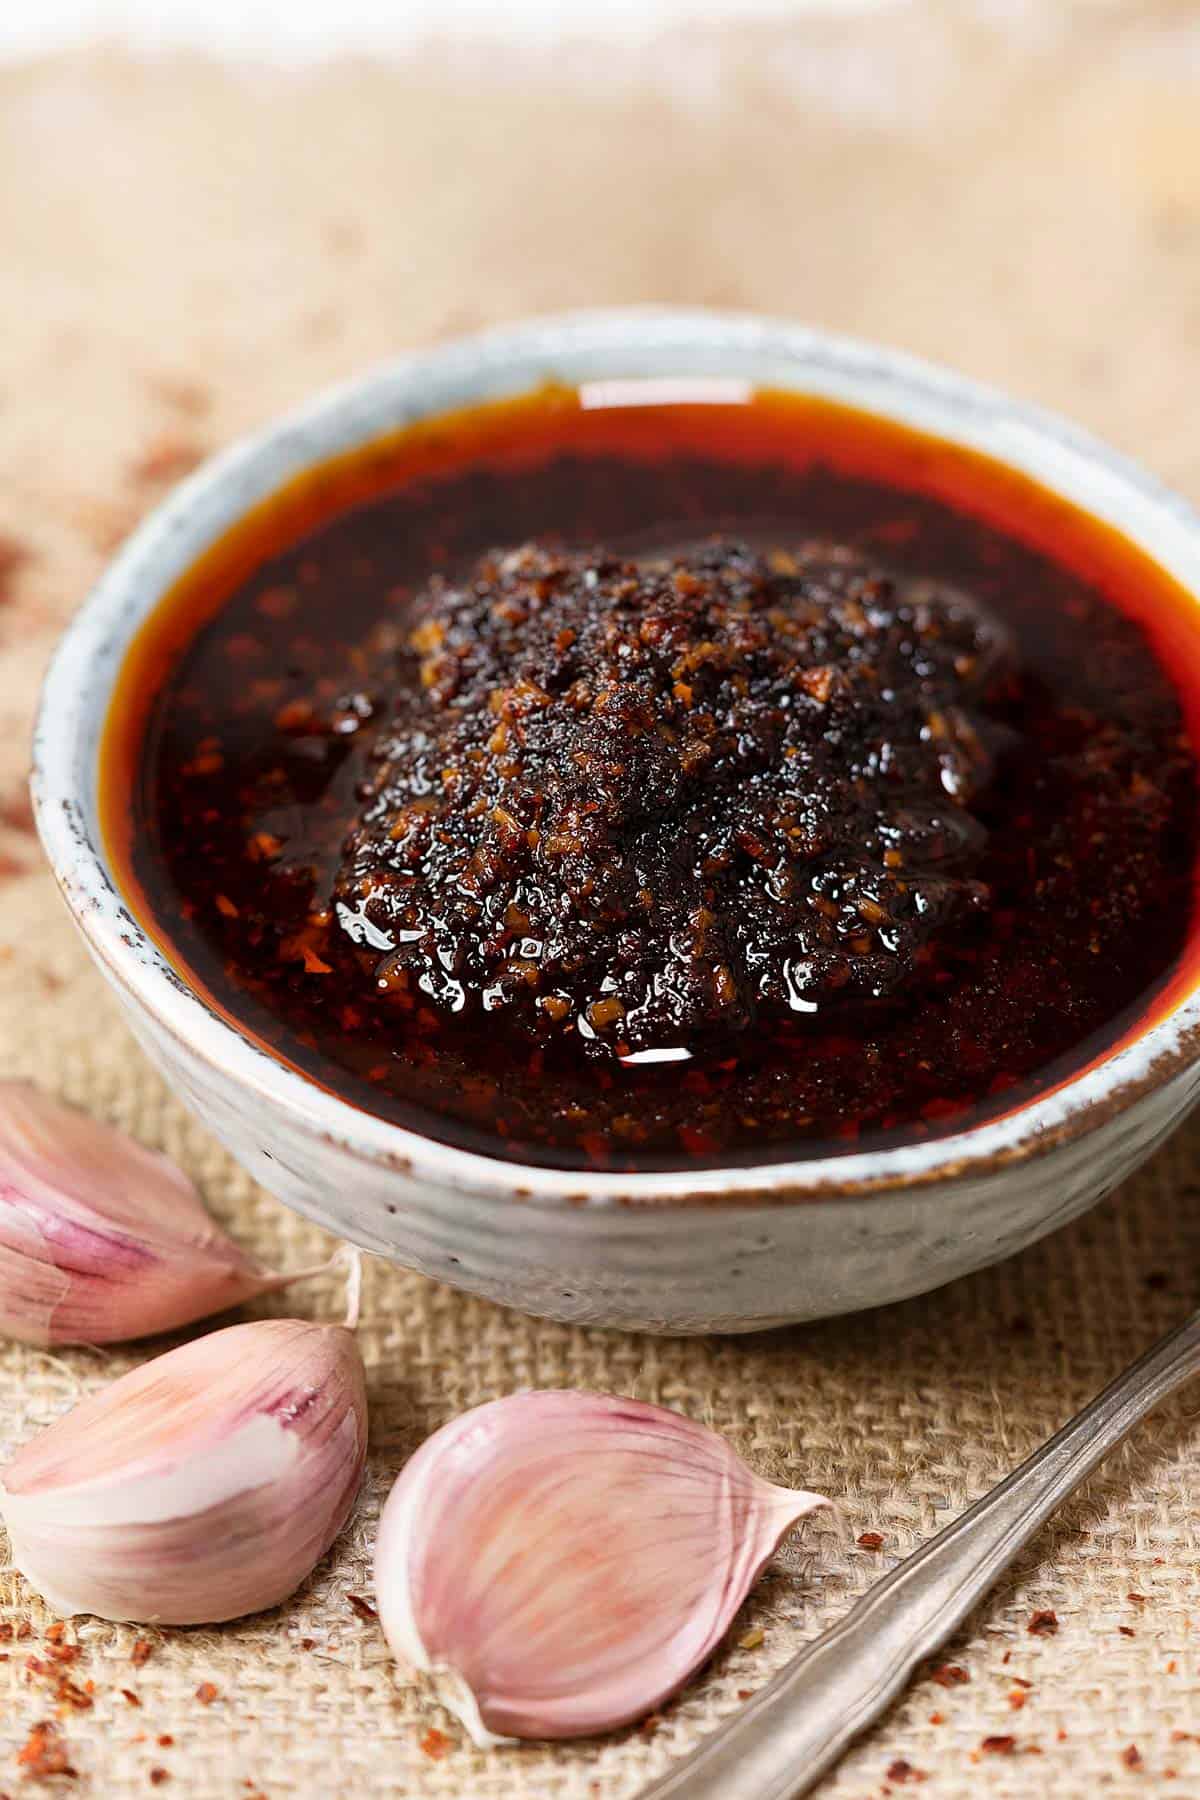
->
[{"left": 639, "top": 1308, "right": 1200, "bottom": 1800}]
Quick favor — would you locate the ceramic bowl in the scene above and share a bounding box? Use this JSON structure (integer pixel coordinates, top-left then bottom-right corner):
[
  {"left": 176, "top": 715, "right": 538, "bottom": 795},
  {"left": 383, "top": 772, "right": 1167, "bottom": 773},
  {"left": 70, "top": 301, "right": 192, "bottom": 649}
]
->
[{"left": 32, "top": 309, "right": 1200, "bottom": 1332}]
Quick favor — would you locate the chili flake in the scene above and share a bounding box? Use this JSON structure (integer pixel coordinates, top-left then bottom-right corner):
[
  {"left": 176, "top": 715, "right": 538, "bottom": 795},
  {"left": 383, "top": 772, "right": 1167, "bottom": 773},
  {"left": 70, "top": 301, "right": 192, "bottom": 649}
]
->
[
  {"left": 885, "top": 1759, "right": 926, "bottom": 1783},
  {"left": 15, "top": 1721, "right": 75, "bottom": 1781},
  {"left": 419, "top": 1728, "right": 451, "bottom": 1761}
]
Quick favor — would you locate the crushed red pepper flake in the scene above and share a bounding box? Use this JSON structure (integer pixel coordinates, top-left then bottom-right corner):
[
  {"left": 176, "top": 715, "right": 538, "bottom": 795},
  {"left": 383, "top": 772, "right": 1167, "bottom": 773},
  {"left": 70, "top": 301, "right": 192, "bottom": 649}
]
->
[
  {"left": 157, "top": 1737, "right": 174, "bottom": 1749},
  {"left": 928, "top": 1713, "right": 945, "bottom": 1726},
  {"left": 149, "top": 1768, "right": 170, "bottom": 1786},
  {"left": 15, "top": 1721, "right": 76, "bottom": 1781},
  {"left": 1119, "top": 1626, "right": 1136, "bottom": 1638},
  {"left": 981, "top": 1735, "right": 1017, "bottom": 1755},
  {"left": 195, "top": 1682, "right": 219, "bottom": 1706},
  {"left": 42, "top": 1625, "right": 65, "bottom": 1647},
  {"left": 419, "top": 1728, "right": 451, "bottom": 1761},
  {"left": 930, "top": 1664, "right": 969, "bottom": 1687},
  {"left": 1027, "top": 1610, "right": 1058, "bottom": 1636},
  {"left": 120, "top": 1691, "right": 141, "bottom": 1708},
  {"left": 1122, "top": 1745, "right": 1143, "bottom": 1769},
  {"left": 53, "top": 1677, "right": 94, "bottom": 1714},
  {"left": 131, "top": 1640, "right": 155, "bottom": 1668},
  {"left": 857, "top": 1532, "right": 886, "bottom": 1552},
  {"left": 1008, "top": 1689, "right": 1028, "bottom": 1710},
  {"left": 346, "top": 1595, "right": 378, "bottom": 1623},
  {"left": 885, "top": 1759, "right": 926, "bottom": 1784}
]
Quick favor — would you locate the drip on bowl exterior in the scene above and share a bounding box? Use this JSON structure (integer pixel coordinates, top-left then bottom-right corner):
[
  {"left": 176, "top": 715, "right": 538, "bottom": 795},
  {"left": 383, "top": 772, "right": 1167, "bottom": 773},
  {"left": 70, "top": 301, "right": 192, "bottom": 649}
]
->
[{"left": 31, "top": 310, "right": 1200, "bottom": 1333}]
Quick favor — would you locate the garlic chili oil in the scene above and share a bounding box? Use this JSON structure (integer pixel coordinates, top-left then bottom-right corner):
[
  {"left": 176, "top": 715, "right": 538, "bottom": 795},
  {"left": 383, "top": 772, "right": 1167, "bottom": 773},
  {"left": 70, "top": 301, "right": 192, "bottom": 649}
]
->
[{"left": 101, "top": 386, "right": 1200, "bottom": 1172}]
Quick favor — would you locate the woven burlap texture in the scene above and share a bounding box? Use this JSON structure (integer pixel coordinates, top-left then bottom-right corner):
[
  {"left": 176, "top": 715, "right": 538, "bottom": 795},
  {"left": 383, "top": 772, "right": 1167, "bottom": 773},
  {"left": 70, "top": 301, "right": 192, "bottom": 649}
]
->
[{"left": 4, "top": 9, "right": 1200, "bottom": 1794}]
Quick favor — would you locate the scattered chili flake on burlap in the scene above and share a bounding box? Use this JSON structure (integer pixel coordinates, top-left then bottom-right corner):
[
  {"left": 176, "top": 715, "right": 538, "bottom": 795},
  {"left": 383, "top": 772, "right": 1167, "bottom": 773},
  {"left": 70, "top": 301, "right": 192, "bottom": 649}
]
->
[
  {"left": 53, "top": 1676, "right": 93, "bottom": 1714},
  {"left": 15, "top": 1721, "right": 75, "bottom": 1781},
  {"left": 857, "top": 1532, "right": 886, "bottom": 1552},
  {"left": 419, "top": 1729, "right": 451, "bottom": 1761},
  {"left": 1028, "top": 1611, "right": 1059, "bottom": 1636}
]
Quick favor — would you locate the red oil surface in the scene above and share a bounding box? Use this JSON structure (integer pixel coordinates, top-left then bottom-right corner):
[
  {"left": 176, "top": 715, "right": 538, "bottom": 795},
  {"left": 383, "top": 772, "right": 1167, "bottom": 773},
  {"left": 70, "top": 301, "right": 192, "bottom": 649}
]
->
[{"left": 101, "top": 384, "right": 1200, "bottom": 1170}]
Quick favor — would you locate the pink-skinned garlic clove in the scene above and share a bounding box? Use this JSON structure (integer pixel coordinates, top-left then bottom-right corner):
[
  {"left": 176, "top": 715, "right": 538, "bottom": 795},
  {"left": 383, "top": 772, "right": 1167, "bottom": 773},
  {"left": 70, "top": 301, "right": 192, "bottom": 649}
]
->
[
  {"left": 0, "top": 1317, "right": 367, "bottom": 1624},
  {"left": 373, "top": 1389, "right": 829, "bottom": 1744},
  {"left": 0, "top": 1081, "right": 324, "bottom": 1344}
]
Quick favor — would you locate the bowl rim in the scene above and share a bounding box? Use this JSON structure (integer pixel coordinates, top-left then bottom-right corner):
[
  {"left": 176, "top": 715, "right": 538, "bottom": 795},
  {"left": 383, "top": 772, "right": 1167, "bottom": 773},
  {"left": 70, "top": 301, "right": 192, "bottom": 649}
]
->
[{"left": 31, "top": 305, "right": 1200, "bottom": 1207}]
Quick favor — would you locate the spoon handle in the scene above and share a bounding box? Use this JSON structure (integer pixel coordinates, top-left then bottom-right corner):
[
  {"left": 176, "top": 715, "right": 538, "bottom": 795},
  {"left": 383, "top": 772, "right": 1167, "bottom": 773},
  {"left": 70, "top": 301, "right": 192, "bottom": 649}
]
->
[{"left": 639, "top": 1309, "right": 1200, "bottom": 1800}]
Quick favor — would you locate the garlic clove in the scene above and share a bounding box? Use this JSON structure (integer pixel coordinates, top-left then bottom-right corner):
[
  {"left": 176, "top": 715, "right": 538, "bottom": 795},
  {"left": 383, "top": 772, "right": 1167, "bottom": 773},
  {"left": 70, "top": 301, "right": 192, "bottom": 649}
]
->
[
  {"left": 374, "top": 1389, "right": 829, "bottom": 1744},
  {"left": 0, "top": 1081, "right": 311, "bottom": 1345},
  {"left": 0, "top": 1317, "right": 367, "bottom": 1624}
]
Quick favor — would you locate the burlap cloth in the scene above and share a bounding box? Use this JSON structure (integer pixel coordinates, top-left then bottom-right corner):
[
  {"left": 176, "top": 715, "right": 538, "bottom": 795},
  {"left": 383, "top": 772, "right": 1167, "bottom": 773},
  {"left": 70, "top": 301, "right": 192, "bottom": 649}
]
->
[{"left": 3, "top": 6, "right": 1200, "bottom": 1793}]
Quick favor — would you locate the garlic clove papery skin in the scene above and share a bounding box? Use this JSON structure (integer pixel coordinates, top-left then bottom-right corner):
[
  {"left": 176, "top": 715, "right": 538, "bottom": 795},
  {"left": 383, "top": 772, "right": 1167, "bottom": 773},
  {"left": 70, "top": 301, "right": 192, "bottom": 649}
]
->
[
  {"left": 374, "top": 1389, "right": 829, "bottom": 1745},
  {"left": 0, "top": 1081, "right": 296, "bottom": 1344},
  {"left": 0, "top": 1318, "right": 367, "bottom": 1624}
]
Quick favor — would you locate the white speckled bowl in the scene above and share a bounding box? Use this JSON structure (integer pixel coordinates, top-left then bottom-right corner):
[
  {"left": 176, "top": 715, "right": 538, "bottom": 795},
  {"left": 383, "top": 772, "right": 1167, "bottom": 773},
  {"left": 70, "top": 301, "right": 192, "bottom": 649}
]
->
[{"left": 31, "top": 310, "right": 1200, "bottom": 1332}]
